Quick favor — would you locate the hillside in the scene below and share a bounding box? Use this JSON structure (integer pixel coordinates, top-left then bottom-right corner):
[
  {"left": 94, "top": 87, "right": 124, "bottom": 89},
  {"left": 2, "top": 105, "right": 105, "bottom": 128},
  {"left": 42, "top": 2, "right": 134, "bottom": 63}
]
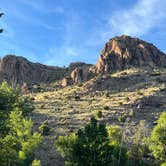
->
[
  {"left": 1, "top": 35, "right": 166, "bottom": 165},
  {"left": 29, "top": 67, "right": 166, "bottom": 165}
]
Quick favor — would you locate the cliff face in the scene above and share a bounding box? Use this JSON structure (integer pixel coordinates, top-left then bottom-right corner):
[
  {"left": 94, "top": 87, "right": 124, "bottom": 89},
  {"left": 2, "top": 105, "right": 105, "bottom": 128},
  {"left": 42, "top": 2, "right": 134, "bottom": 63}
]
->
[
  {"left": 0, "top": 55, "right": 67, "bottom": 85},
  {"left": 1, "top": 35, "right": 166, "bottom": 87},
  {"left": 96, "top": 35, "right": 166, "bottom": 73}
]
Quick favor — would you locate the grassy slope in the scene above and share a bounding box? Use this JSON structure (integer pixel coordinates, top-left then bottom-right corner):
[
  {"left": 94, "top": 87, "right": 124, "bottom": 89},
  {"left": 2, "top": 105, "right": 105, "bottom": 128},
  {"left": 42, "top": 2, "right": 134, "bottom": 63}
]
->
[{"left": 29, "top": 67, "right": 166, "bottom": 166}]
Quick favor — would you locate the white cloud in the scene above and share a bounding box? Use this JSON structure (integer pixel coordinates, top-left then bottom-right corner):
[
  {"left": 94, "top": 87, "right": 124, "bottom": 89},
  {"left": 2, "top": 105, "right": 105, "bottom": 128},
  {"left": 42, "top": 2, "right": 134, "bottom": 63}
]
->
[
  {"left": 103, "top": 0, "right": 166, "bottom": 38},
  {"left": 86, "top": 0, "right": 166, "bottom": 47}
]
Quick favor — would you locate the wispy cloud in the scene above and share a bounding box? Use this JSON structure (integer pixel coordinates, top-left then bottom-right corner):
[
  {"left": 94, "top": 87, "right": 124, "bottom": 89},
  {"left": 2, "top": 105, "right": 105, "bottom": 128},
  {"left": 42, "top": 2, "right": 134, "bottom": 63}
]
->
[
  {"left": 20, "top": 0, "right": 64, "bottom": 14},
  {"left": 102, "top": 0, "right": 166, "bottom": 39},
  {"left": 52, "top": 0, "right": 166, "bottom": 66},
  {"left": 10, "top": 8, "right": 62, "bottom": 31},
  {"left": 45, "top": 11, "right": 86, "bottom": 65}
]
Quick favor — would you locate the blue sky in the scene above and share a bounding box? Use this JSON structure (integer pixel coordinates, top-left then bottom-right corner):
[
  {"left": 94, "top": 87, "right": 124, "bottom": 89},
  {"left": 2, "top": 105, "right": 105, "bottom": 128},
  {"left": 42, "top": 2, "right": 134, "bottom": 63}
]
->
[{"left": 0, "top": 0, "right": 166, "bottom": 66}]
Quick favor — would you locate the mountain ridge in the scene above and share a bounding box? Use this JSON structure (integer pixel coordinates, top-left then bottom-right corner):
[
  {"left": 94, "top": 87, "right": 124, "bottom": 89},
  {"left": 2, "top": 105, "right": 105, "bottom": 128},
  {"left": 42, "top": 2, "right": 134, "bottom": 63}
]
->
[{"left": 0, "top": 35, "right": 166, "bottom": 86}]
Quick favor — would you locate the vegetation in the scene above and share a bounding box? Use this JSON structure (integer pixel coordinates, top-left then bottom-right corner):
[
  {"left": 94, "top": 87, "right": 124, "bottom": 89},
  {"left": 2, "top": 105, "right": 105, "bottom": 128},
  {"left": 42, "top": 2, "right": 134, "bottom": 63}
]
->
[
  {"left": 0, "top": 68, "right": 165, "bottom": 165},
  {"left": 28, "top": 67, "right": 165, "bottom": 165},
  {"left": 0, "top": 82, "right": 43, "bottom": 166},
  {"left": 0, "top": 82, "right": 34, "bottom": 136},
  {"left": 96, "top": 110, "right": 102, "bottom": 118},
  {"left": 148, "top": 112, "right": 166, "bottom": 165},
  {"left": 55, "top": 117, "right": 127, "bottom": 166},
  {"left": 0, "top": 12, "right": 4, "bottom": 33}
]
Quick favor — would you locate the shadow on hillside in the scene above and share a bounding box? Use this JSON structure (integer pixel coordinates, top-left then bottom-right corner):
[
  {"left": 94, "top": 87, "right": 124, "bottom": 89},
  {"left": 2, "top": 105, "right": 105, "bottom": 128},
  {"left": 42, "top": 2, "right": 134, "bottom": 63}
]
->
[{"left": 123, "top": 88, "right": 166, "bottom": 127}]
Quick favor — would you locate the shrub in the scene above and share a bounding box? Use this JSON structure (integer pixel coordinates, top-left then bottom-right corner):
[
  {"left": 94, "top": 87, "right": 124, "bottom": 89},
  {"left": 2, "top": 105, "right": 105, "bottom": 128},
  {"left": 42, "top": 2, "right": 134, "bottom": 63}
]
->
[
  {"left": 148, "top": 112, "right": 166, "bottom": 164},
  {"left": 75, "top": 95, "right": 80, "bottom": 101},
  {"left": 55, "top": 117, "right": 127, "bottom": 166},
  {"left": 0, "top": 110, "right": 43, "bottom": 165},
  {"left": 96, "top": 110, "right": 102, "bottom": 118},
  {"left": 127, "top": 144, "right": 150, "bottom": 166},
  {"left": 32, "top": 159, "right": 41, "bottom": 166},
  {"left": 105, "top": 91, "right": 110, "bottom": 97},
  {"left": 39, "top": 121, "right": 50, "bottom": 136},
  {"left": 0, "top": 82, "right": 42, "bottom": 165},
  {"left": 104, "top": 106, "right": 109, "bottom": 110},
  {"left": 0, "top": 82, "right": 34, "bottom": 136},
  {"left": 118, "top": 115, "right": 126, "bottom": 123},
  {"left": 137, "top": 91, "right": 144, "bottom": 95}
]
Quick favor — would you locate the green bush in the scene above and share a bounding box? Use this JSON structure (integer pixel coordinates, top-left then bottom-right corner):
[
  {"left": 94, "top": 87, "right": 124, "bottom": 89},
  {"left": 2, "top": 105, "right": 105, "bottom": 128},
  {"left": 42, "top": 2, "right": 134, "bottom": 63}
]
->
[
  {"left": 96, "top": 110, "right": 102, "bottom": 118},
  {"left": 0, "top": 82, "right": 42, "bottom": 165},
  {"left": 55, "top": 117, "right": 127, "bottom": 166},
  {"left": 148, "top": 112, "right": 166, "bottom": 164},
  {"left": 39, "top": 121, "right": 50, "bottom": 136},
  {"left": 118, "top": 115, "right": 126, "bottom": 123},
  {"left": 0, "top": 82, "right": 34, "bottom": 136},
  {"left": 127, "top": 144, "right": 150, "bottom": 166},
  {"left": 0, "top": 110, "right": 43, "bottom": 166}
]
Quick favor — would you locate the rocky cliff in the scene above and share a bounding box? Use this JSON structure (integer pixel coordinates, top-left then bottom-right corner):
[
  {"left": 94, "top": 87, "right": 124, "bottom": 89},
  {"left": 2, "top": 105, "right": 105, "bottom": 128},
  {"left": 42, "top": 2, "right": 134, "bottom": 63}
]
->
[
  {"left": 0, "top": 55, "right": 67, "bottom": 85},
  {"left": 96, "top": 35, "right": 166, "bottom": 73}
]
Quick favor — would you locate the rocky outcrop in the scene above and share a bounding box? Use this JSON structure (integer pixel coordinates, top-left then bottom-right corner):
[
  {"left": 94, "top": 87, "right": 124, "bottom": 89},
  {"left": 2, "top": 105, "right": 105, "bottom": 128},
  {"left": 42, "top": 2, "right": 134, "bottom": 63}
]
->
[
  {"left": 96, "top": 35, "right": 166, "bottom": 73},
  {"left": 61, "top": 77, "right": 73, "bottom": 87},
  {"left": 0, "top": 55, "right": 67, "bottom": 85},
  {"left": 70, "top": 67, "right": 83, "bottom": 83},
  {"left": 61, "top": 62, "right": 94, "bottom": 87},
  {"left": 68, "top": 62, "right": 92, "bottom": 75}
]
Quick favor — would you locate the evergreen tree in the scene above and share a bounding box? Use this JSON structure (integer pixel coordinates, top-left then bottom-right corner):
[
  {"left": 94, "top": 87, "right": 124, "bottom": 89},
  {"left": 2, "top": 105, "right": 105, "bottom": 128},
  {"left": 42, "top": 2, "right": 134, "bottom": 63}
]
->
[
  {"left": 55, "top": 117, "right": 127, "bottom": 166},
  {"left": 0, "top": 82, "right": 42, "bottom": 165}
]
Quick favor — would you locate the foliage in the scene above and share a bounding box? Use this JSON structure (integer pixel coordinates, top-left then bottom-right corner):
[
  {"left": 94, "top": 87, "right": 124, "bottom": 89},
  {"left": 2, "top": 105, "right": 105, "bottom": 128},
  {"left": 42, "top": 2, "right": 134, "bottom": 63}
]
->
[
  {"left": 127, "top": 144, "right": 150, "bottom": 166},
  {"left": 0, "top": 81, "right": 34, "bottom": 136},
  {"left": 31, "top": 159, "right": 41, "bottom": 166},
  {"left": 55, "top": 117, "right": 127, "bottom": 166},
  {"left": 39, "top": 121, "right": 50, "bottom": 136},
  {"left": 118, "top": 115, "right": 126, "bottom": 123},
  {"left": 127, "top": 120, "right": 151, "bottom": 165},
  {"left": 96, "top": 110, "right": 102, "bottom": 118},
  {"left": 106, "top": 125, "right": 122, "bottom": 146},
  {"left": 0, "top": 82, "right": 42, "bottom": 165},
  {"left": 0, "top": 110, "right": 43, "bottom": 166},
  {"left": 148, "top": 112, "right": 166, "bottom": 163}
]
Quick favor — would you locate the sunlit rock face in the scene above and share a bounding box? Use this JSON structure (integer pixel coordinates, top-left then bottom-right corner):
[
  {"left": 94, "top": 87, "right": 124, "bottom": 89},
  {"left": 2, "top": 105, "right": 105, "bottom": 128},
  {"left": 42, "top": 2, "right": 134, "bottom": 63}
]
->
[
  {"left": 0, "top": 55, "right": 66, "bottom": 85},
  {"left": 96, "top": 35, "right": 166, "bottom": 73}
]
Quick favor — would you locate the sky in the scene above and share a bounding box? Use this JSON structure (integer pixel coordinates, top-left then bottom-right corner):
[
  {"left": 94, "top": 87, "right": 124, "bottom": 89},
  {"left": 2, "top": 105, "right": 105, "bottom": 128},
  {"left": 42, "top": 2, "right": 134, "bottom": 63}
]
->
[{"left": 0, "top": 0, "right": 166, "bottom": 66}]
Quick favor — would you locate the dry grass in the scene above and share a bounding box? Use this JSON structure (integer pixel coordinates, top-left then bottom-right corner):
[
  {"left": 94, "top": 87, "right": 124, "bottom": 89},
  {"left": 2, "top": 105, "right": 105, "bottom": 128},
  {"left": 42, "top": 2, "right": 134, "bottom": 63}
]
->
[{"left": 28, "top": 67, "right": 166, "bottom": 166}]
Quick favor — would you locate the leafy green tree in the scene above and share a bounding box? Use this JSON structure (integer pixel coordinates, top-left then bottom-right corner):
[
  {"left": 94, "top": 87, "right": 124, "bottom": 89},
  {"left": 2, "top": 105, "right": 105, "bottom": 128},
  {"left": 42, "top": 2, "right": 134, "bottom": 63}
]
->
[
  {"left": 148, "top": 112, "right": 166, "bottom": 164},
  {"left": 0, "top": 81, "right": 34, "bottom": 136},
  {"left": 0, "top": 110, "right": 43, "bottom": 166},
  {"left": 55, "top": 117, "right": 127, "bottom": 166},
  {"left": 0, "top": 82, "right": 42, "bottom": 165}
]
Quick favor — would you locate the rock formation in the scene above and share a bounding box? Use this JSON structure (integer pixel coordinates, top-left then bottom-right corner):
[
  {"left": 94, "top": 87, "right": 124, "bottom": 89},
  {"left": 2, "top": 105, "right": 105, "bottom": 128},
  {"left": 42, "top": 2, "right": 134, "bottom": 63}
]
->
[
  {"left": 70, "top": 67, "right": 83, "bottom": 83},
  {"left": 96, "top": 35, "right": 166, "bottom": 73},
  {"left": 1, "top": 35, "right": 166, "bottom": 87},
  {"left": 61, "top": 62, "right": 94, "bottom": 86},
  {"left": 0, "top": 55, "right": 67, "bottom": 85}
]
